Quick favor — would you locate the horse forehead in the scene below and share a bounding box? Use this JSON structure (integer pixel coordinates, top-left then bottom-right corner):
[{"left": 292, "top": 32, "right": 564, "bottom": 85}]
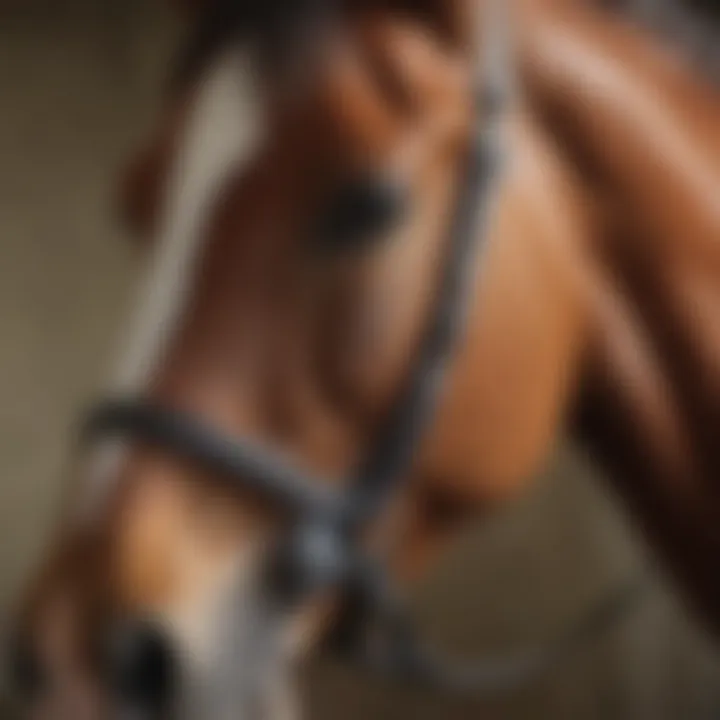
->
[
  {"left": 145, "top": 14, "right": 467, "bottom": 225},
  {"left": 318, "top": 18, "right": 469, "bottom": 137}
]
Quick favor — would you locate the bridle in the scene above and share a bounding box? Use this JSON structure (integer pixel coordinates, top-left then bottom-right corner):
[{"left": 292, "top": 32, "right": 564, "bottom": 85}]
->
[{"left": 81, "top": 0, "right": 643, "bottom": 695}]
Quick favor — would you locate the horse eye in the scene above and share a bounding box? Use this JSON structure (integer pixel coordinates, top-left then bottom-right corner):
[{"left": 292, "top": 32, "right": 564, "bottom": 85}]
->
[{"left": 317, "top": 175, "right": 406, "bottom": 252}]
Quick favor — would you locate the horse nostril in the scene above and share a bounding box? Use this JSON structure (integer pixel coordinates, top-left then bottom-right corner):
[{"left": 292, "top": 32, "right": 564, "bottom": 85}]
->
[{"left": 106, "top": 620, "right": 176, "bottom": 712}]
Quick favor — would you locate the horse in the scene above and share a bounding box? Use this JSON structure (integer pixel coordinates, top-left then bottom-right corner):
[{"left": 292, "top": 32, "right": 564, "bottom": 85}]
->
[{"left": 6, "top": 0, "right": 720, "bottom": 718}]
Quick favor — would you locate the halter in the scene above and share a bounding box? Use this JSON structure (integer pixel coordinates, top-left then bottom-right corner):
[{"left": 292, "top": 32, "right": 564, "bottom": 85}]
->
[{"left": 82, "top": 1, "right": 643, "bottom": 694}]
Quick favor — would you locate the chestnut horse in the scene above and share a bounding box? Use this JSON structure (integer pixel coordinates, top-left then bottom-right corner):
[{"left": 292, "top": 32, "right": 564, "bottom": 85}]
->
[{"left": 7, "top": 0, "right": 720, "bottom": 718}]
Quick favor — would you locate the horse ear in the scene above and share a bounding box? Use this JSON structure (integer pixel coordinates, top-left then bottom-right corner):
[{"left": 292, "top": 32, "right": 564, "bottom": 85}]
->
[
  {"left": 117, "top": 140, "right": 169, "bottom": 244},
  {"left": 116, "top": 96, "right": 191, "bottom": 245}
]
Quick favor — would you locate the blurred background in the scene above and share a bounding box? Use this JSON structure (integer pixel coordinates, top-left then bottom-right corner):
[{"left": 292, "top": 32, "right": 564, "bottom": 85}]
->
[{"left": 1, "top": 1, "right": 719, "bottom": 718}]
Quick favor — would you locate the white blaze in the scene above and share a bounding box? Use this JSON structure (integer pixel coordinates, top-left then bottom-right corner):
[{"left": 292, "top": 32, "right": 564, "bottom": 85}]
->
[{"left": 77, "top": 47, "right": 263, "bottom": 519}]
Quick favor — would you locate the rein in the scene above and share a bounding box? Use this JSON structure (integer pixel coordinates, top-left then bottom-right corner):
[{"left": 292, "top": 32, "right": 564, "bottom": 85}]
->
[{"left": 82, "top": 0, "right": 645, "bottom": 694}]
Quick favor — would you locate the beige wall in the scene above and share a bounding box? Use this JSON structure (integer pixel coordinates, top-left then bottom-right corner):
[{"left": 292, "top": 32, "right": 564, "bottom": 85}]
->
[{"left": 1, "top": 4, "right": 719, "bottom": 718}]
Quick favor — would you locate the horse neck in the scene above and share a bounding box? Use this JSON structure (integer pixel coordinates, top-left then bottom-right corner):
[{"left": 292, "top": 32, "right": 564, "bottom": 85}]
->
[{"left": 523, "top": 3, "right": 720, "bottom": 629}]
